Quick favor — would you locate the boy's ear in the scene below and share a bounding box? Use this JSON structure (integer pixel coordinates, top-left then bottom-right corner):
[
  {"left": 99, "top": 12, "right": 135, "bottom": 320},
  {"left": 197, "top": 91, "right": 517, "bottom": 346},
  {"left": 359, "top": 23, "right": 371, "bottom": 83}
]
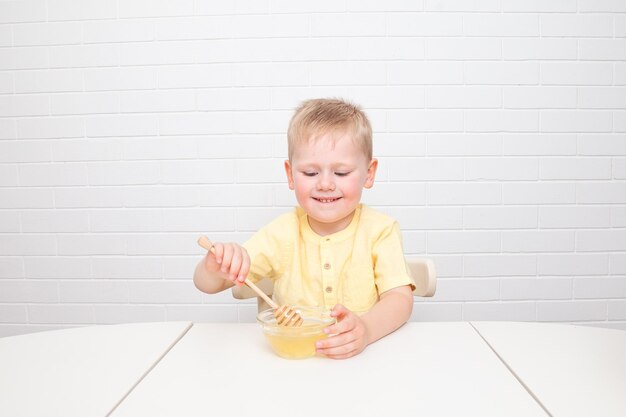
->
[
  {"left": 284, "top": 160, "right": 295, "bottom": 190},
  {"left": 364, "top": 158, "right": 378, "bottom": 189}
]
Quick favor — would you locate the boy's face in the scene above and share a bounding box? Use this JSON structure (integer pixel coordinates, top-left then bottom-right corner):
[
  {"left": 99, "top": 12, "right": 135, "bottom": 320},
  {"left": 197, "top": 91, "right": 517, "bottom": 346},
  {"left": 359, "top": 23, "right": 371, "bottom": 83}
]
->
[{"left": 284, "top": 131, "right": 377, "bottom": 236}]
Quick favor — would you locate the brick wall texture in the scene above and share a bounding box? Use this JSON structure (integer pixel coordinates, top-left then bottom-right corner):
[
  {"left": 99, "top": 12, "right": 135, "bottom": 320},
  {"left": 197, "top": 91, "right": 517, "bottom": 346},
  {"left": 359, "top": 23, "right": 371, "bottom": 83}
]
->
[{"left": 1, "top": 0, "right": 625, "bottom": 336}]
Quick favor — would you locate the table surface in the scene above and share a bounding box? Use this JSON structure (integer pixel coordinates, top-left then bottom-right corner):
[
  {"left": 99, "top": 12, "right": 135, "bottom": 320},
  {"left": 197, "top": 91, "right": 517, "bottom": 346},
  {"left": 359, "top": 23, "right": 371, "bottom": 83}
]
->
[
  {"left": 472, "top": 321, "right": 626, "bottom": 417},
  {"left": 1, "top": 321, "right": 624, "bottom": 417},
  {"left": 111, "top": 322, "right": 547, "bottom": 417},
  {"left": 0, "top": 321, "right": 192, "bottom": 417}
]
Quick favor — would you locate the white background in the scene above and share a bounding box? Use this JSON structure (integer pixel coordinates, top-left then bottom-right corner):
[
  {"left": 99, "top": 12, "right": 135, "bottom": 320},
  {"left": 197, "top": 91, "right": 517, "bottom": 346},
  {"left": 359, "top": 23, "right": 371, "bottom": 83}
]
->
[{"left": 1, "top": 0, "right": 625, "bottom": 337}]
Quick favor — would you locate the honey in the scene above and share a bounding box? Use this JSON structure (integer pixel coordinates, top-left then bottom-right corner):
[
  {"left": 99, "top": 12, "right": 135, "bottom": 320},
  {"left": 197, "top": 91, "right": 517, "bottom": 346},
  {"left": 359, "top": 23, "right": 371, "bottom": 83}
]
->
[
  {"left": 257, "top": 306, "right": 334, "bottom": 359},
  {"left": 264, "top": 329, "right": 327, "bottom": 359}
]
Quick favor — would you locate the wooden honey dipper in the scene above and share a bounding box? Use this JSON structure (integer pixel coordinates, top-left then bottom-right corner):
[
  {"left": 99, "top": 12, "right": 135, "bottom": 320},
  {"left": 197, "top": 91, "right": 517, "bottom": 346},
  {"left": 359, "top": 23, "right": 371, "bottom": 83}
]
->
[{"left": 197, "top": 236, "right": 303, "bottom": 327}]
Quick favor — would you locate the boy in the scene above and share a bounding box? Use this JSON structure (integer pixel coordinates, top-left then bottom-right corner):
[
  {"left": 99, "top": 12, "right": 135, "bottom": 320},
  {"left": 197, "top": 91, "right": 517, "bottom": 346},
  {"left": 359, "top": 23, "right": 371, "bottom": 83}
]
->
[{"left": 193, "top": 98, "right": 415, "bottom": 359}]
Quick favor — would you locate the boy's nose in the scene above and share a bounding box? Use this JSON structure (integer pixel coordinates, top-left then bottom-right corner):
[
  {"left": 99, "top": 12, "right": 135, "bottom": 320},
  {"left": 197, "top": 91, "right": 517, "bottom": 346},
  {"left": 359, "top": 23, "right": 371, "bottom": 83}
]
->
[{"left": 316, "top": 174, "right": 335, "bottom": 191}]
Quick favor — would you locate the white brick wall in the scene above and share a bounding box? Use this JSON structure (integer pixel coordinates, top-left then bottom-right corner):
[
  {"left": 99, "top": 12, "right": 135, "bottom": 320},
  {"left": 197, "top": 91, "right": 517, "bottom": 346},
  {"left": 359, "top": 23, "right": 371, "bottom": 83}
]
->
[{"left": 1, "top": 2, "right": 625, "bottom": 337}]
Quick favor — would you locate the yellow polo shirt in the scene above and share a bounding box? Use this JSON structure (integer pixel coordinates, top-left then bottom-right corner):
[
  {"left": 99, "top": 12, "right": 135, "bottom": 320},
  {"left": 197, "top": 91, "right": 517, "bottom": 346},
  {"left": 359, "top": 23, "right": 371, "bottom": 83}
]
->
[{"left": 243, "top": 204, "right": 415, "bottom": 314}]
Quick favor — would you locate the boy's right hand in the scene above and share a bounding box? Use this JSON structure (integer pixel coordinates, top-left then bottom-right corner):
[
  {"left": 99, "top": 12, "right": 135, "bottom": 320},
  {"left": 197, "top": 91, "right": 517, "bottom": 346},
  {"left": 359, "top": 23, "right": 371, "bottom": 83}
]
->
[{"left": 204, "top": 242, "right": 250, "bottom": 287}]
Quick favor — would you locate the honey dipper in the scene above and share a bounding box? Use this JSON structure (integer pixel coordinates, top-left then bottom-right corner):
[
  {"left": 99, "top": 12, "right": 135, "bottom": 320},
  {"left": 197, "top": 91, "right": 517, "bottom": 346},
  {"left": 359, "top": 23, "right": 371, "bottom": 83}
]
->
[{"left": 197, "top": 236, "right": 303, "bottom": 327}]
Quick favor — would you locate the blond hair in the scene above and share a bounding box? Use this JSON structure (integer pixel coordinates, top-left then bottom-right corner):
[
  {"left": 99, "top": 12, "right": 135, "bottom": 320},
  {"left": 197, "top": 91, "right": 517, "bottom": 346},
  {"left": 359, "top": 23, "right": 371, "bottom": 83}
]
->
[{"left": 287, "top": 98, "right": 373, "bottom": 161}]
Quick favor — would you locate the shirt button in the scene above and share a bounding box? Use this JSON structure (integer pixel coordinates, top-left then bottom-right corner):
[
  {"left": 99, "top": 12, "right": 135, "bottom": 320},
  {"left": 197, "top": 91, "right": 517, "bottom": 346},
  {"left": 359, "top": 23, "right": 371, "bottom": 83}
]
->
[
  {"left": 325, "top": 286, "right": 333, "bottom": 293},
  {"left": 323, "top": 263, "right": 331, "bottom": 270}
]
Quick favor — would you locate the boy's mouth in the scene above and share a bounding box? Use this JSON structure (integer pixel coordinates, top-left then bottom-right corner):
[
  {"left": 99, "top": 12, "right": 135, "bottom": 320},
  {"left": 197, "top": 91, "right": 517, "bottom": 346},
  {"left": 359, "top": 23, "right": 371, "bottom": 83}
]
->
[{"left": 313, "top": 197, "right": 341, "bottom": 203}]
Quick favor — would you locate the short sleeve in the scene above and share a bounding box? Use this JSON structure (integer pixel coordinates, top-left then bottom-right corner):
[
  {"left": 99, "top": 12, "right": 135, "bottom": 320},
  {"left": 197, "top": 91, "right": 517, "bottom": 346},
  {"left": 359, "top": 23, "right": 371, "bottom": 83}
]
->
[
  {"left": 372, "top": 221, "right": 416, "bottom": 294},
  {"left": 242, "top": 211, "right": 296, "bottom": 284},
  {"left": 242, "top": 227, "right": 277, "bottom": 284}
]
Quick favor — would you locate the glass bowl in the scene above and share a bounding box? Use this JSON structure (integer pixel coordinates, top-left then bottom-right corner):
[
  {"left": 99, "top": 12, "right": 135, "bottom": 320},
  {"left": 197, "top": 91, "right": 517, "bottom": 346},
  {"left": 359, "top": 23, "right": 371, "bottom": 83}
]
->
[{"left": 256, "top": 306, "right": 334, "bottom": 359}]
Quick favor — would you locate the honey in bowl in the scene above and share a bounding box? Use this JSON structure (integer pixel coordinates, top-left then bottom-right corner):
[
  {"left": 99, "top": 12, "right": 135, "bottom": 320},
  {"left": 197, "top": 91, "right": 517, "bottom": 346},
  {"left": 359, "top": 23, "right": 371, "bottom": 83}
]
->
[{"left": 257, "top": 306, "right": 334, "bottom": 359}]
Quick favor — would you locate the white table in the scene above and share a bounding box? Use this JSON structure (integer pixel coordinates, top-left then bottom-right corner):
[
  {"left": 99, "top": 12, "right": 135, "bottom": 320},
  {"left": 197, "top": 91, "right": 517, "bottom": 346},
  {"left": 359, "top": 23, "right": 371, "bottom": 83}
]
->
[
  {"left": 472, "top": 321, "right": 626, "bottom": 417},
  {"left": 2, "top": 321, "right": 624, "bottom": 417},
  {"left": 0, "top": 321, "right": 192, "bottom": 417},
  {"left": 110, "top": 323, "right": 548, "bottom": 417}
]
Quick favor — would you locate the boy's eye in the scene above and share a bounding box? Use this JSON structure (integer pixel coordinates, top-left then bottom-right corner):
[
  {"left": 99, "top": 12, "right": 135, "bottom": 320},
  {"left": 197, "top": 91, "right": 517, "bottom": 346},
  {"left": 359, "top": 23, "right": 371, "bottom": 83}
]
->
[
  {"left": 335, "top": 172, "right": 350, "bottom": 177},
  {"left": 302, "top": 172, "right": 317, "bottom": 177}
]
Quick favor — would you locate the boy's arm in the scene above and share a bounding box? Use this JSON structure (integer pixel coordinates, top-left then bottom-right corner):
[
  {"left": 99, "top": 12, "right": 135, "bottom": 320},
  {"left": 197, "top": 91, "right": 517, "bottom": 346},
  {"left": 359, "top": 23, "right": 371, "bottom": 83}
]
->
[
  {"left": 316, "top": 284, "right": 414, "bottom": 359},
  {"left": 361, "top": 284, "right": 414, "bottom": 344},
  {"left": 193, "top": 242, "right": 249, "bottom": 294},
  {"left": 193, "top": 258, "right": 235, "bottom": 294}
]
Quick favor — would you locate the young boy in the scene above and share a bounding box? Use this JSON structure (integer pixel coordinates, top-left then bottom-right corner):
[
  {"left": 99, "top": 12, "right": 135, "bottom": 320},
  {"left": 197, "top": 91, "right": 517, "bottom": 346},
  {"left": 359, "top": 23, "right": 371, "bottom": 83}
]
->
[{"left": 193, "top": 98, "right": 415, "bottom": 359}]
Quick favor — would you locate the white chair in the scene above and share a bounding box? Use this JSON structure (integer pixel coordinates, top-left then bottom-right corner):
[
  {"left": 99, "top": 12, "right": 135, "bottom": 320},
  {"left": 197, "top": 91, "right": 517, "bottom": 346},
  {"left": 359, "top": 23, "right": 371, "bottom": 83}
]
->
[{"left": 232, "top": 257, "right": 437, "bottom": 312}]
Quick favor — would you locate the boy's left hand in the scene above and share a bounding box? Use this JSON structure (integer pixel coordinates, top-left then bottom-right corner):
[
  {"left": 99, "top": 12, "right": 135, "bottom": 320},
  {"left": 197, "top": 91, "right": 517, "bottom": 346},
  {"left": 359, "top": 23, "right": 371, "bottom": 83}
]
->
[{"left": 315, "top": 304, "right": 370, "bottom": 359}]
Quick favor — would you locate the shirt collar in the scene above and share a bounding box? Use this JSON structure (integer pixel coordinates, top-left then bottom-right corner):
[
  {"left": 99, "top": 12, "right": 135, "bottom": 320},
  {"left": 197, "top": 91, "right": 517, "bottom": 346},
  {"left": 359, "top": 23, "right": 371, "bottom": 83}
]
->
[{"left": 298, "top": 204, "right": 362, "bottom": 244}]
